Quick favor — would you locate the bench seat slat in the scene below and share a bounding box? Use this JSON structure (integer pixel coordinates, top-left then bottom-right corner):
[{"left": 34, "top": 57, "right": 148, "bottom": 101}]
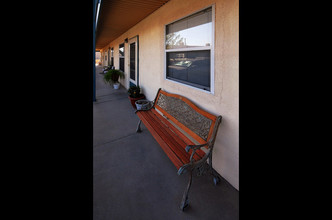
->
[
  {"left": 147, "top": 111, "right": 205, "bottom": 161},
  {"left": 143, "top": 110, "right": 204, "bottom": 162},
  {"left": 151, "top": 109, "right": 206, "bottom": 159},
  {"left": 137, "top": 109, "right": 206, "bottom": 170},
  {"left": 139, "top": 111, "right": 192, "bottom": 164},
  {"left": 146, "top": 110, "right": 188, "bottom": 149},
  {"left": 137, "top": 111, "right": 184, "bottom": 169}
]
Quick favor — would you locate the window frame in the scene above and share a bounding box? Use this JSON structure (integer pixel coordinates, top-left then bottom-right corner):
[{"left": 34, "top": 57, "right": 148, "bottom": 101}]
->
[{"left": 164, "top": 5, "right": 215, "bottom": 94}]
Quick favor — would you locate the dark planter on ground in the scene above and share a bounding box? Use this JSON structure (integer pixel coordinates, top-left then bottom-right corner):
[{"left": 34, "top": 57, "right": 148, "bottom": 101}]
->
[
  {"left": 111, "top": 74, "right": 119, "bottom": 83},
  {"left": 128, "top": 85, "right": 145, "bottom": 109}
]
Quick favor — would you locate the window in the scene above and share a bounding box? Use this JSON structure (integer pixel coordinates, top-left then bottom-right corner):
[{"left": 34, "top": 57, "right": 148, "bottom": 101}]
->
[
  {"left": 111, "top": 47, "right": 114, "bottom": 67},
  {"left": 119, "top": 43, "right": 125, "bottom": 72},
  {"left": 165, "top": 6, "right": 214, "bottom": 92}
]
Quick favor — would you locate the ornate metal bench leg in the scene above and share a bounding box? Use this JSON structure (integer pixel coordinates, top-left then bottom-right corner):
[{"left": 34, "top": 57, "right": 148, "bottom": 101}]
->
[
  {"left": 136, "top": 119, "right": 142, "bottom": 133},
  {"left": 209, "top": 154, "right": 220, "bottom": 185},
  {"left": 180, "top": 169, "right": 193, "bottom": 211}
]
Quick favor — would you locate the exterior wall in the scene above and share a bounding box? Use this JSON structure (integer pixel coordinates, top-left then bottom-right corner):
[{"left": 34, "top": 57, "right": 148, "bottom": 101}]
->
[
  {"left": 99, "top": 50, "right": 105, "bottom": 67},
  {"left": 101, "top": 0, "right": 239, "bottom": 190}
]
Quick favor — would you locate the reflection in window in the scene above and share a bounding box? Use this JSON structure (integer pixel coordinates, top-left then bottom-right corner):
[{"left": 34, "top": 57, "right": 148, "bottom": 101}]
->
[
  {"left": 119, "top": 43, "right": 124, "bottom": 57},
  {"left": 167, "top": 50, "right": 210, "bottom": 90},
  {"left": 166, "top": 7, "right": 212, "bottom": 49},
  {"left": 165, "top": 7, "right": 213, "bottom": 91}
]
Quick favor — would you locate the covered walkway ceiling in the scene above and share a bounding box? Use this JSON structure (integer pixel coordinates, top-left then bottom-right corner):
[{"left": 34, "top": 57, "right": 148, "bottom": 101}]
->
[{"left": 96, "top": 0, "right": 170, "bottom": 50}]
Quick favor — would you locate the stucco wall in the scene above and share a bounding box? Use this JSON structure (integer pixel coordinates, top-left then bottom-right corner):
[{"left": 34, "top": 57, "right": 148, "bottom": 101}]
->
[{"left": 101, "top": 0, "right": 239, "bottom": 190}]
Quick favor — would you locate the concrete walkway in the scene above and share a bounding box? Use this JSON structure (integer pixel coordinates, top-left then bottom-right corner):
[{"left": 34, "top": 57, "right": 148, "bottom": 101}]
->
[{"left": 93, "top": 66, "right": 239, "bottom": 220}]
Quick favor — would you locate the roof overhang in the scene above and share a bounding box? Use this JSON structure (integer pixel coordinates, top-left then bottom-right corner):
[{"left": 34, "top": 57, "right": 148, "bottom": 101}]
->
[{"left": 95, "top": 0, "right": 170, "bottom": 50}]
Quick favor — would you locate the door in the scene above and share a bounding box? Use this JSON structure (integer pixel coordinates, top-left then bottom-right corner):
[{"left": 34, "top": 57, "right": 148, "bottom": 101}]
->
[{"left": 129, "top": 36, "right": 139, "bottom": 87}]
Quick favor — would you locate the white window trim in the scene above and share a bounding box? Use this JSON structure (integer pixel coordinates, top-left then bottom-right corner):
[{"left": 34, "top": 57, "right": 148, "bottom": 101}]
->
[
  {"left": 164, "top": 4, "right": 215, "bottom": 94},
  {"left": 165, "top": 46, "right": 211, "bottom": 53},
  {"left": 128, "top": 37, "right": 138, "bottom": 85}
]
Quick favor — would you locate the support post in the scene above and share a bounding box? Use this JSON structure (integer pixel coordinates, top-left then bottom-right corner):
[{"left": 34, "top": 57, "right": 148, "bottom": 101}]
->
[{"left": 92, "top": 0, "right": 98, "bottom": 102}]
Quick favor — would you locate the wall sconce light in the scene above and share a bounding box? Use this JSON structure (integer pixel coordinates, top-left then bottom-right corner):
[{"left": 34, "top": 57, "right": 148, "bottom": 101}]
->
[{"left": 124, "top": 38, "right": 128, "bottom": 43}]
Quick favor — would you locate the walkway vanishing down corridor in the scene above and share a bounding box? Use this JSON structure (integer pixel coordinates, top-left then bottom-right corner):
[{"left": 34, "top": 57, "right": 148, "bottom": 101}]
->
[{"left": 93, "top": 66, "right": 239, "bottom": 220}]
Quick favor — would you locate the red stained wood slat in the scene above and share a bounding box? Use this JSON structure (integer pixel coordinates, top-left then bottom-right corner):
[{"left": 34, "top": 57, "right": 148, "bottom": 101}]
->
[
  {"left": 146, "top": 111, "right": 188, "bottom": 149},
  {"left": 137, "top": 111, "right": 184, "bottom": 170},
  {"left": 151, "top": 109, "right": 206, "bottom": 159},
  {"left": 147, "top": 110, "right": 205, "bottom": 162},
  {"left": 142, "top": 111, "right": 192, "bottom": 164}
]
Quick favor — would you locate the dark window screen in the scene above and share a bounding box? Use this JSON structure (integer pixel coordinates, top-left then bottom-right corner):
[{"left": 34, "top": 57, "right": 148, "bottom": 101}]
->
[
  {"left": 119, "top": 58, "right": 124, "bottom": 72},
  {"left": 130, "top": 42, "right": 136, "bottom": 80},
  {"left": 119, "top": 43, "right": 124, "bottom": 72}
]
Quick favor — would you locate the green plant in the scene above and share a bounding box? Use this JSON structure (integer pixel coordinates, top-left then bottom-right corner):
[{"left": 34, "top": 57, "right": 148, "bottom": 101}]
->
[
  {"left": 103, "top": 69, "right": 125, "bottom": 84},
  {"left": 127, "top": 85, "right": 143, "bottom": 98}
]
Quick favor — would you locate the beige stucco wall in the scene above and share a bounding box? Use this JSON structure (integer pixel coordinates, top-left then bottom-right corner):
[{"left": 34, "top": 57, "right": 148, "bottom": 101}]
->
[{"left": 101, "top": 0, "right": 239, "bottom": 190}]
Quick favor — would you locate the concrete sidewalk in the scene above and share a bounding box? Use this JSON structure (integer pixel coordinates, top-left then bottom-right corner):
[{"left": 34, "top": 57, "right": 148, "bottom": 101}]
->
[
  {"left": 93, "top": 66, "right": 239, "bottom": 220},
  {"left": 93, "top": 66, "right": 137, "bottom": 146}
]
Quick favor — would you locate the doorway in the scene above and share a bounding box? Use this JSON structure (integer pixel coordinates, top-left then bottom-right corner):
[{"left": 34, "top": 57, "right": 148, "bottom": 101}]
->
[
  {"left": 107, "top": 47, "right": 110, "bottom": 66},
  {"left": 129, "top": 36, "right": 139, "bottom": 87}
]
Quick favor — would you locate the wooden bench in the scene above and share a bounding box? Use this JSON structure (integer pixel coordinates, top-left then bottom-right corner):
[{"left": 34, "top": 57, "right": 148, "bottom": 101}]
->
[{"left": 135, "top": 88, "right": 222, "bottom": 211}]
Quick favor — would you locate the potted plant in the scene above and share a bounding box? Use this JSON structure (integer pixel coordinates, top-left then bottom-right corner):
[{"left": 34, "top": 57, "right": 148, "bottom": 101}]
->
[
  {"left": 103, "top": 69, "right": 125, "bottom": 89},
  {"left": 127, "top": 85, "right": 146, "bottom": 109}
]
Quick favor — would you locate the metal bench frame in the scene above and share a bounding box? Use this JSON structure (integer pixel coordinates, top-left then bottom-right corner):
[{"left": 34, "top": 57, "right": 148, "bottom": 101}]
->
[{"left": 135, "top": 88, "right": 222, "bottom": 211}]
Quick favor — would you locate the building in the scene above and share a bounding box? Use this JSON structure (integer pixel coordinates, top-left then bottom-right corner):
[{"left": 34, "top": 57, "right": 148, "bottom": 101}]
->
[
  {"left": 95, "top": 0, "right": 239, "bottom": 190},
  {"left": 95, "top": 51, "right": 101, "bottom": 65}
]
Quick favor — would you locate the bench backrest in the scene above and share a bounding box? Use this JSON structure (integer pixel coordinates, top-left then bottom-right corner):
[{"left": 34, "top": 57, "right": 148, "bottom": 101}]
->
[{"left": 154, "top": 89, "right": 221, "bottom": 147}]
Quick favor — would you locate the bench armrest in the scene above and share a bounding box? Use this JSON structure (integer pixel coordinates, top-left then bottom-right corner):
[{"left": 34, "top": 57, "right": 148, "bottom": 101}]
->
[
  {"left": 177, "top": 143, "right": 211, "bottom": 175},
  {"left": 185, "top": 143, "right": 210, "bottom": 162},
  {"left": 185, "top": 143, "right": 209, "bottom": 153},
  {"left": 177, "top": 149, "right": 211, "bottom": 175}
]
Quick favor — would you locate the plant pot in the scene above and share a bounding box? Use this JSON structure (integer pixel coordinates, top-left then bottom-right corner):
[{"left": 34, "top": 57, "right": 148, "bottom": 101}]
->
[
  {"left": 135, "top": 100, "right": 151, "bottom": 110},
  {"left": 111, "top": 74, "right": 119, "bottom": 83},
  {"left": 128, "top": 94, "right": 145, "bottom": 109},
  {"left": 113, "top": 83, "right": 120, "bottom": 89}
]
